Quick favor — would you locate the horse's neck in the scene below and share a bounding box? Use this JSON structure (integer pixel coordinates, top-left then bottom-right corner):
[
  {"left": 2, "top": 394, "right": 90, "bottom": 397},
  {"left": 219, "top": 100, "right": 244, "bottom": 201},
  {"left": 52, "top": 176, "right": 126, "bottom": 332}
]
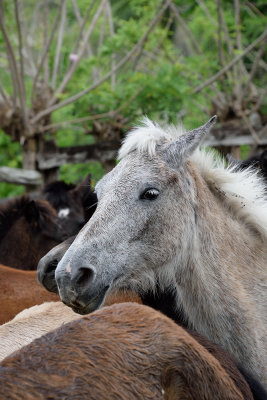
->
[
  {"left": 173, "top": 168, "right": 266, "bottom": 377},
  {"left": 183, "top": 165, "right": 265, "bottom": 284}
]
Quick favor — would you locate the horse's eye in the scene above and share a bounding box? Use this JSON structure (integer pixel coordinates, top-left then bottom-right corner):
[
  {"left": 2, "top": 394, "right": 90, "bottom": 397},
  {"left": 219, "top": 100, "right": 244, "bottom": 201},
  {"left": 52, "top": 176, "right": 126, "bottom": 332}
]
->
[{"left": 140, "top": 188, "right": 160, "bottom": 200}]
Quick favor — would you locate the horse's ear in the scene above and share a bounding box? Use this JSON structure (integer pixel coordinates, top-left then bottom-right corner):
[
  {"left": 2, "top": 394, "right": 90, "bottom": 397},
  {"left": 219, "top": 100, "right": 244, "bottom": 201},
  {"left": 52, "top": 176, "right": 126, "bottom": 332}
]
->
[
  {"left": 73, "top": 174, "right": 93, "bottom": 197},
  {"left": 162, "top": 116, "right": 217, "bottom": 166},
  {"left": 260, "top": 150, "right": 267, "bottom": 173},
  {"left": 24, "top": 200, "right": 40, "bottom": 222}
]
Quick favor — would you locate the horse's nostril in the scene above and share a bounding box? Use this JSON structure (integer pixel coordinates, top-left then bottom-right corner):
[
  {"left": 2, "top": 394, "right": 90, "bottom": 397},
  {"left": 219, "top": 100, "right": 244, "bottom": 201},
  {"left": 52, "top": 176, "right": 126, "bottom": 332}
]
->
[
  {"left": 46, "top": 260, "right": 58, "bottom": 275},
  {"left": 75, "top": 267, "right": 94, "bottom": 289}
]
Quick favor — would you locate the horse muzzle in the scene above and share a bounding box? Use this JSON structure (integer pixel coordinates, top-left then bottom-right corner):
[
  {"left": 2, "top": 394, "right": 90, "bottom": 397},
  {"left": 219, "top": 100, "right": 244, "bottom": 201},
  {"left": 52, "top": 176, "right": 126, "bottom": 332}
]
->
[
  {"left": 55, "top": 260, "right": 109, "bottom": 314},
  {"left": 37, "top": 236, "right": 76, "bottom": 293}
]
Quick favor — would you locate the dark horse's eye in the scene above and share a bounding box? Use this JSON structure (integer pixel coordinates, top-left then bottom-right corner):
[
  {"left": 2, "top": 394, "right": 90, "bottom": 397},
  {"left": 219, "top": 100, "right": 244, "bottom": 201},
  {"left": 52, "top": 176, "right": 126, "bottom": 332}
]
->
[{"left": 140, "top": 188, "right": 160, "bottom": 201}]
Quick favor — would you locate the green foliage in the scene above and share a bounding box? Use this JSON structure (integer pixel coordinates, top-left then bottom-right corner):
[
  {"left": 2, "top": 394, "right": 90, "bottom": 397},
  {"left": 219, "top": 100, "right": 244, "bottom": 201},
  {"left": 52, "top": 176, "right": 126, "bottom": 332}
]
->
[
  {"left": 241, "top": 145, "right": 251, "bottom": 160},
  {"left": 0, "top": 0, "right": 266, "bottom": 197},
  {"left": 0, "top": 182, "right": 25, "bottom": 199},
  {"left": 0, "top": 132, "right": 24, "bottom": 198},
  {"left": 60, "top": 161, "right": 105, "bottom": 188}
]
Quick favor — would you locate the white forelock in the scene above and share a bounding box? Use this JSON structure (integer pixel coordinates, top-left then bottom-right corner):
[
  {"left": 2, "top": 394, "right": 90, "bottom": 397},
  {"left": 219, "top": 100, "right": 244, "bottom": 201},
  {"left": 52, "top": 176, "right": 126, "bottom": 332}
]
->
[
  {"left": 119, "top": 117, "right": 267, "bottom": 240},
  {"left": 118, "top": 117, "right": 185, "bottom": 160}
]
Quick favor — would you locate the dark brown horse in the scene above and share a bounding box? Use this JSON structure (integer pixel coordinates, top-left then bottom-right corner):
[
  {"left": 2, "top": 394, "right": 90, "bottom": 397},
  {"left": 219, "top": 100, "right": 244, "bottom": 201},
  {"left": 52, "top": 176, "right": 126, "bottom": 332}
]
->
[
  {"left": 40, "top": 174, "right": 97, "bottom": 237},
  {"left": 0, "top": 196, "right": 66, "bottom": 270}
]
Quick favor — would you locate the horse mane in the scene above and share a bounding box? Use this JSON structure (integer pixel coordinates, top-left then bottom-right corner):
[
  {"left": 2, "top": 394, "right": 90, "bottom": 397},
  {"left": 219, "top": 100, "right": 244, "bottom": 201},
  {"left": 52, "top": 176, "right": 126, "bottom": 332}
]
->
[
  {"left": 42, "top": 181, "right": 76, "bottom": 209},
  {"left": 119, "top": 117, "right": 267, "bottom": 239},
  {"left": 0, "top": 196, "right": 57, "bottom": 241},
  {"left": 118, "top": 116, "right": 185, "bottom": 159},
  {"left": 192, "top": 149, "right": 267, "bottom": 239}
]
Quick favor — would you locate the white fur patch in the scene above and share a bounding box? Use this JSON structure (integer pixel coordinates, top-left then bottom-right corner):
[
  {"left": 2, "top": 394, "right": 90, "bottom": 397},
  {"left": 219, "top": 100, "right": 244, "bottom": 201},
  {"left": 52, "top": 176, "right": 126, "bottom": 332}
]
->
[
  {"left": 66, "top": 262, "right": 71, "bottom": 274},
  {"left": 118, "top": 116, "right": 184, "bottom": 160},
  {"left": 119, "top": 117, "right": 267, "bottom": 240},
  {"left": 58, "top": 208, "right": 70, "bottom": 218}
]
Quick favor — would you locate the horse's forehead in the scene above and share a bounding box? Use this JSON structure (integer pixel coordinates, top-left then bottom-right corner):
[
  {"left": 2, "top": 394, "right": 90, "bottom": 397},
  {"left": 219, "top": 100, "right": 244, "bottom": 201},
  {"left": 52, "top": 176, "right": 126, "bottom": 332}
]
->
[{"left": 100, "top": 153, "right": 169, "bottom": 192}]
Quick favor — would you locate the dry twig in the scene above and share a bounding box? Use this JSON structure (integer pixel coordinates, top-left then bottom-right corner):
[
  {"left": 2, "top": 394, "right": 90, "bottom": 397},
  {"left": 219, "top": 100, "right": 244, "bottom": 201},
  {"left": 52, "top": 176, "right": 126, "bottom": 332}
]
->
[
  {"left": 194, "top": 26, "right": 267, "bottom": 94},
  {"left": 51, "top": 0, "right": 66, "bottom": 89},
  {"left": 43, "top": 0, "right": 49, "bottom": 86},
  {"left": 49, "top": 0, "right": 107, "bottom": 105},
  {"left": 40, "top": 87, "right": 144, "bottom": 132},
  {"left": 106, "top": 0, "right": 116, "bottom": 89},
  {"left": 31, "top": 0, "right": 64, "bottom": 103}
]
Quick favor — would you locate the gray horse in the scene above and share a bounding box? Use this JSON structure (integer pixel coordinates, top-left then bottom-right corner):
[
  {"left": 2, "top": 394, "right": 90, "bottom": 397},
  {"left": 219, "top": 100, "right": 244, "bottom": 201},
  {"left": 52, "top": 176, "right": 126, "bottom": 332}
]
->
[{"left": 55, "top": 116, "right": 267, "bottom": 388}]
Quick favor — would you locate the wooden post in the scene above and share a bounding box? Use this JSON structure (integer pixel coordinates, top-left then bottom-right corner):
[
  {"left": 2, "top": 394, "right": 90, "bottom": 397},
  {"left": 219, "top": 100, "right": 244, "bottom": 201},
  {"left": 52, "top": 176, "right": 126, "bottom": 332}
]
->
[{"left": 230, "top": 146, "right": 241, "bottom": 159}]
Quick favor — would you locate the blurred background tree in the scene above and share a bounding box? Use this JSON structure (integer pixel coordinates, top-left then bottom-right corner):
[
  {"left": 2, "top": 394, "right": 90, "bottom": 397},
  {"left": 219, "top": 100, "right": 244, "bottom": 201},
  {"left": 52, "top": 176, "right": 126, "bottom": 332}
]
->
[{"left": 0, "top": 0, "right": 266, "bottom": 197}]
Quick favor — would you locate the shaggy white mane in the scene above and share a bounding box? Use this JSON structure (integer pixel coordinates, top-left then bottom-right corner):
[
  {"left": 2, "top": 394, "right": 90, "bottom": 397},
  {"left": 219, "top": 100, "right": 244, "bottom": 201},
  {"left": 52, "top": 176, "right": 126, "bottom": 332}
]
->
[
  {"left": 118, "top": 116, "right": 184, "bottom": 160},
  {"left": 119, "top": 117, "right": 267, "bottom": 240},
  {"left": 192, "top": 149, "right": 267, "bottom": 239}
]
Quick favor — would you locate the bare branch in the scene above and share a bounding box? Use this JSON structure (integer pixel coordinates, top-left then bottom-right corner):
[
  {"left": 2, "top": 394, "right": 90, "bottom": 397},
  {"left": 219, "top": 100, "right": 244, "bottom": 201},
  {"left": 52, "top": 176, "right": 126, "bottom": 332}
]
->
[
  {"left": 49, "top": 0, "right": 107, "bottom": 106},
  {"left": 247, "top": 52, "right": 267, "bottom": 72},
  {"left": 240, "top": 110, "right": 260, "bottom": 145},
  {"left": 170, "top": 3, "right": 201, "bottom": 55},
  {"left": 31, "top": 0, "right": 171, "bottom": 124},
  {"left": 194, "top": 26, "right": 267, "bottom": 94},
  {"left": 251, "top": 86, "right": 267, "bottom": 113},
  {"left": 51, "top": 0, "right": 66, "bottom": 89},
  {"left": 245, "top": 1, "right": 265, "bottom": 17},
  {"left": 31, "top": 0, "right": 64, "bottom": 103},
  {"left": 106, "top": 0, "right": 115, "bottom": 89},
  {"left": 98, "top": 5, "right": 106, "bottom": 51},
  {"left": 41, "top": 87, "right": 144, "bottom": 132},
  {"left": 0, "top": 0, "right": 29, "bottom": 132},
  {"left": 0, "top": 82, "right": 11, "bottom": 105},
  {"left": 71, "top": 0, "right": 98, "bottom": 55},
  {"left": 191, "top": 99, "right": 210, "bottom": 115},
  {"left": 41, "top": 111, "right": 117, "bottom": 132},
  {"left": 214, "top": 0, "right": 234, "bottom": 57},
  {"left": 18, "top": 1, "right": 36, "bottom": 77},
  {"left": 244, "top": 36, "right": 267, "bottom": 95},
  {"left": 71, "top": 0, "right": 98, "bottom": 82},
  {"left": 234, "top": 0, "right": 249, "bottom": 103},
  {"left": 43, "top": 0, "right": 49, "bottom": 85},
  {"left": 134, "top": 8, "right": 173, "bottom": 72},
  {"left": 14, "top": 0, "right": 26, "bottom": 100},
  {"left": 0, "top": 0, "right": 19, "bottom": 105},
  {"left": 216, "top": 0, "right": 230, "bottom": 98},
  {"left": 234, "top": 0, "right": 243, "bottom": 102},
  {"left": 131, "top": 0, "right": 174, "bottom": 71},
  {"left": 29, "top": 1, "right": 42, "bottom": 38},
  {"left": 195, "top": 0, "right": 216, "bottom": 21},
  {"left": 234, "top": 0, "right": 242, "bottom": 52},
  {"left": 14, "top": 0, "right": 31, "bottom": 134}
]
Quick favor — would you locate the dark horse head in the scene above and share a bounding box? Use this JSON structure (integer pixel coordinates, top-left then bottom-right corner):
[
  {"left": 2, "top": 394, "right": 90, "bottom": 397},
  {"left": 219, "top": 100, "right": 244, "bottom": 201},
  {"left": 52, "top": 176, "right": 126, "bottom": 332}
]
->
[
  {"left": 41, "top": 174, "right": 97, "bottom": 238},
  {"left": 0, "top": 196, "right": 66, "bottom": 270},
  {"left": 37, "top": 177, "right": 98, "bottom": 290}
]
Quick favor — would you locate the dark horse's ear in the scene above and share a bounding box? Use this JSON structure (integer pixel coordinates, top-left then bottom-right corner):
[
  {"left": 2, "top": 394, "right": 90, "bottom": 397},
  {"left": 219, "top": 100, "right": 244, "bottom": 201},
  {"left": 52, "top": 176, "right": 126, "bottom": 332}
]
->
[
  {"left": 260, "top": 150, "right": 267, "bottom": 173},
  {"left": 73, "top": 174, "right": 93, "bottom": 197},
  {"left": 23, "top": 200, "right": 40, "bottom": 223},
  {"left": 161, "top": 116, "right": 217, "bottom": 167}
]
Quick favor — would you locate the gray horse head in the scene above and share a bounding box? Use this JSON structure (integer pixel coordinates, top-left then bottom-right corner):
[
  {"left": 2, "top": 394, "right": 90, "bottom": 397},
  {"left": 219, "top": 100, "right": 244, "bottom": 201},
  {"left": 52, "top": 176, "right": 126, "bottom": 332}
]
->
[{"left": 55, "top": 116, "right": 217, "bottom": 314}]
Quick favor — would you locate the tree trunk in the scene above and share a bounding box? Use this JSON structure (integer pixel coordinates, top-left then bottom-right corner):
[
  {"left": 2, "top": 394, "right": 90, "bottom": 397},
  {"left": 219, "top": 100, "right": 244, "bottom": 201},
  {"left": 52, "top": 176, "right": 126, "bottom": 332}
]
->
[{"left": 22, "top": 137, "right": 38, "bottom": 170}]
